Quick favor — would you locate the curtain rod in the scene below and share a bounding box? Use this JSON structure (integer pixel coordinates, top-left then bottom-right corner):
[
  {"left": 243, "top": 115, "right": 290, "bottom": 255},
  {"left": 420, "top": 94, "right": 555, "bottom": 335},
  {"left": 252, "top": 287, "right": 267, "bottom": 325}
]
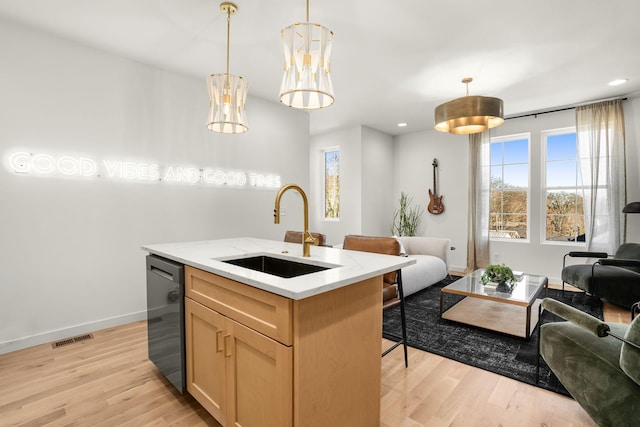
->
[{"left": 505, "top": 96, "right": 627, "bottom": 120}]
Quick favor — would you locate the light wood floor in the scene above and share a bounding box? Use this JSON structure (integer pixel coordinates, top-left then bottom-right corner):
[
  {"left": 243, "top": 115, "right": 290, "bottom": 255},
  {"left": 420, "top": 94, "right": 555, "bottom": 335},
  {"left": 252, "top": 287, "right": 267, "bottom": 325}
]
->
[
  {"left": 0, "top": 297, "right": 629, "bottom": 427},
  {"left": 0, "top": 321, "right": 219, "bottom": 427}
]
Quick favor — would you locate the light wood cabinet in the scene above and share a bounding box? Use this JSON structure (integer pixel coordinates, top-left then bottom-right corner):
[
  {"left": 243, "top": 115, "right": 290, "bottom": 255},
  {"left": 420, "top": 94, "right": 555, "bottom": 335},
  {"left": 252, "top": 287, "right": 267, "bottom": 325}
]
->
[
  {"left": 225, "top": 317, "right": 293, "bottom": 427},
  {"left": 185, "top": 265, "right": 382, "bottom": 427},
  {"left": 186, "top": 266, "right": 292, "bottom": 345},
  {"left": 185, "top": 298, "right": 228, "bottom": 424}
]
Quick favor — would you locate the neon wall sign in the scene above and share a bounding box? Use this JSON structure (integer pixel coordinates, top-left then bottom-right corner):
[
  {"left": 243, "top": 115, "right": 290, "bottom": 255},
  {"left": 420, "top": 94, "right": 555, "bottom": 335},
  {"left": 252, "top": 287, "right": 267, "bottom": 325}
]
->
[{"left": 6, "top": 151, "right": 281, "bottom": 188}]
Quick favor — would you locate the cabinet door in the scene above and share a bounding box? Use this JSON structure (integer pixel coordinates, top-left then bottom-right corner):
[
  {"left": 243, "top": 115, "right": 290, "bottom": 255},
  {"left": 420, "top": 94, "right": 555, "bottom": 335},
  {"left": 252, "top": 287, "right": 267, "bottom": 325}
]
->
[
  {"left": 185, "top": 298, "right": 227, "bottom": 425},
  {"left": 226, "top": 318, "right": 293, "bottom": 427}
]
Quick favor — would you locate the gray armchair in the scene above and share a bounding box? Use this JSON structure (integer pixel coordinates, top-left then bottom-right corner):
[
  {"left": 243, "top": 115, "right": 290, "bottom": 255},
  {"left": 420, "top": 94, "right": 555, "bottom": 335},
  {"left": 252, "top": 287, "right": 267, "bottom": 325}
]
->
[
  {"left": 537, "top": 298, "right": 640, "bottom": 426},
  {"left": 561, "top": 243, "right": 640, "bottom": 309}
]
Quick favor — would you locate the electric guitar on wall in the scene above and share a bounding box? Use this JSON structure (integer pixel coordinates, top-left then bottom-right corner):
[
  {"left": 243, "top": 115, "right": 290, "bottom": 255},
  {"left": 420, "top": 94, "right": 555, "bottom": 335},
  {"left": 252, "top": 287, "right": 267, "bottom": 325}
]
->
[{"left": 428, "top": 158, "right": 444, "bottom": 215}]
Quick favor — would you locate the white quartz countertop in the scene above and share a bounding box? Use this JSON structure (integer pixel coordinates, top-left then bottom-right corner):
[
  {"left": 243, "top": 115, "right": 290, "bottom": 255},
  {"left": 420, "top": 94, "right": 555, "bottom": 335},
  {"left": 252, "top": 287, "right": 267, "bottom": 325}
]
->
[{"left": 142, "top": 237, "right": 415, "bottom": 300}]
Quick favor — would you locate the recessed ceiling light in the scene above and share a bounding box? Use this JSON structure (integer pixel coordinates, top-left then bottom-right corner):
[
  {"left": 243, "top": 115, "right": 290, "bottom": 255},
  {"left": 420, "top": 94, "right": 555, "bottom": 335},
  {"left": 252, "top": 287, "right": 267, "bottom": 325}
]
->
[
  {"left": 608, "top": 78, "right": 629, "bottom": 86},
  {"left": 397, "top": 122, "right": 407, "bottom": 127}
]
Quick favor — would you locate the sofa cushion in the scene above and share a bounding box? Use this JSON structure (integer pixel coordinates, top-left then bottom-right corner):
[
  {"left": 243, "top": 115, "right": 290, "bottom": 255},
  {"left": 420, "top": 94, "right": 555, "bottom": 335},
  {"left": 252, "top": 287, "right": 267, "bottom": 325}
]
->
[
  {"left": 621, "top": 315, "right": 640, "bottom": 386},
  {"left": 561, "top": 264, "right": 594, "bottom": 293},
  {"left": 397, "top": 236, "right": 450, "bottom": 266},
  {"left": 562, "top": 264, "right": 640, "bottom": 307},
  {"left": 393, "top": 237, "right": 408, "bottom": 256},
  {"left": 393, "top": 236, "right": 450, "bottom": 297},
  {"left": 401, "top": 255, "right": 447, "bottom": 297}
]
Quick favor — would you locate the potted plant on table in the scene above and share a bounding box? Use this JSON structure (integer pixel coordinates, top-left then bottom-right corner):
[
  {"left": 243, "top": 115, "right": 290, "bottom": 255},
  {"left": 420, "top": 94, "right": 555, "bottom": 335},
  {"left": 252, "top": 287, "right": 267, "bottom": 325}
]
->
[{"left": 481, "top": 264, "right": 517, "bottom": 292}]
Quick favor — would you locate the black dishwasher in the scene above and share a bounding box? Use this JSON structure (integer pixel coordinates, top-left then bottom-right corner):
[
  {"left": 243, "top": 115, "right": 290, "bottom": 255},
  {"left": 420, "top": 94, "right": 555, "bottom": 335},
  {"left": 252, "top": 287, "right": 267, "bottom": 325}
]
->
[{"left": 146, "top": 254, "right": 185, "bottom": 394}]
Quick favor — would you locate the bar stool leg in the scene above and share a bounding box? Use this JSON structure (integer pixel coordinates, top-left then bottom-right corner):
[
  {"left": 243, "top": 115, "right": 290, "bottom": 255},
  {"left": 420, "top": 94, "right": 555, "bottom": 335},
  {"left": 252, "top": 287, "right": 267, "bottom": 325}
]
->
[{"left": 397, "top": 270, "right": 408, "bottom": 368}]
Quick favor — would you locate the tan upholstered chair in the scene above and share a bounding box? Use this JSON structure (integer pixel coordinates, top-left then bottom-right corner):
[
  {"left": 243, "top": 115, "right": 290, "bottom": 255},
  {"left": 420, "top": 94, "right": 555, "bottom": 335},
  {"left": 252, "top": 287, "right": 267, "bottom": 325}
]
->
[
  {"left": 283, "top": 230, "right": 327, "bottom": 247},
  {"left": 342, "top": 234, "right": 408, "bottom": 367}
]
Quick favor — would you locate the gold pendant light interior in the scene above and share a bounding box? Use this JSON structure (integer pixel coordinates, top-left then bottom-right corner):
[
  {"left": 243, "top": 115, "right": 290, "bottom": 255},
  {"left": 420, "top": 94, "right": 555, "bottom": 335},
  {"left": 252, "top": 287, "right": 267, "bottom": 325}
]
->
[{"left": 434, "top": 78, "right": 504, "bottom": 135}]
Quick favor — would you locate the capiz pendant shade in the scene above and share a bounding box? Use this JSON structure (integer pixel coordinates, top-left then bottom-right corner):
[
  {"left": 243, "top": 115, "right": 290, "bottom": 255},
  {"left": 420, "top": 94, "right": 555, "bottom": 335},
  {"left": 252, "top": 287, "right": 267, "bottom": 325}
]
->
[
  {"left": 279, "top": 22, "right": 334, "bottom": 109},
  {"left": 207, "top": 2, "right": 248, "bottom": 134},
  {"left": 207, "top": 73, "right": 248, "bottom": 134}
]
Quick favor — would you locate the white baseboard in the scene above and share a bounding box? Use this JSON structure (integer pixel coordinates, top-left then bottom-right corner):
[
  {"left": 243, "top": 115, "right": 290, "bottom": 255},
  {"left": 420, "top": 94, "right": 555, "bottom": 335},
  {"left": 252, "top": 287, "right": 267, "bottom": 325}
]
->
[
  {"left": 547, "top": 276, "right": 562, "bottom": 286},
  {"left": 449, "top": 265, "right": 467, "bottom": 274},
  {"left": 0, "top": 310, "right": 147, "bottom": 355}
]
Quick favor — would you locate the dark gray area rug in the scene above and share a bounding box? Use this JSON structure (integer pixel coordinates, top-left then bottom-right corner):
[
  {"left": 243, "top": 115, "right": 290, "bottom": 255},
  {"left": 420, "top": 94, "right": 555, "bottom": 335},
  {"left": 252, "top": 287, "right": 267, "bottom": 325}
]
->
[{"left": 382, "top": 276, "right": 604, "bottom": 396}]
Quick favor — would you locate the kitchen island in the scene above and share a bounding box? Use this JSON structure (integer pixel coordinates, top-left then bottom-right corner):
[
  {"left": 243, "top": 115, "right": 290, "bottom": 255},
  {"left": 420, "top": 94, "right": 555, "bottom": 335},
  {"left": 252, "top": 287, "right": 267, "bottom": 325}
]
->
[{"left": 143, "top": 237, "right": 414, "bottom": 427}]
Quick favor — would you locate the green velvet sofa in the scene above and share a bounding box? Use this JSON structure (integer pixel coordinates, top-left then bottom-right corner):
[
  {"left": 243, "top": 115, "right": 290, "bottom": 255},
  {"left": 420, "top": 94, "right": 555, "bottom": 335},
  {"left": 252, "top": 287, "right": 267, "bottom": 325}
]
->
[
  {"left": 538, "top": 298, "right": 640, "bottom": 426},
  {"left": 561, "top": 243, "right": 640, "bottom": 308}
]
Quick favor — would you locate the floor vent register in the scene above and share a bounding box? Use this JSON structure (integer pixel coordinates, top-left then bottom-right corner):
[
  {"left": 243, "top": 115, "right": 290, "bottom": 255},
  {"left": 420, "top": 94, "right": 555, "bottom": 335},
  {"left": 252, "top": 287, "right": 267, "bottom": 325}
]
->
[{"left": 51, "top": 333, "right": 94, "bottom": 349}]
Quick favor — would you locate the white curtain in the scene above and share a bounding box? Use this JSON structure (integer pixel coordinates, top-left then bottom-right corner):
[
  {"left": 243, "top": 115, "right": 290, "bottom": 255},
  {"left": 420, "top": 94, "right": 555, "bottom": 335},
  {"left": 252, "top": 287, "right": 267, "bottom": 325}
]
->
[
  {"left": 576, "top": 99, "right": 626, "bottom": 255},
  {"left": 467, "top": 130, "right": 491, "bottom": 271}
]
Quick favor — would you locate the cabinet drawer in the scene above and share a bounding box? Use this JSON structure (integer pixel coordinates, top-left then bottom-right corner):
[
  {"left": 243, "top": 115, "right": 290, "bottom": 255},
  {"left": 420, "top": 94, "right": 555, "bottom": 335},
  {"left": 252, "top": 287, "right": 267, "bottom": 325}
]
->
[{"left": 185, "top": 266, "right": 292, "bottom": 345}]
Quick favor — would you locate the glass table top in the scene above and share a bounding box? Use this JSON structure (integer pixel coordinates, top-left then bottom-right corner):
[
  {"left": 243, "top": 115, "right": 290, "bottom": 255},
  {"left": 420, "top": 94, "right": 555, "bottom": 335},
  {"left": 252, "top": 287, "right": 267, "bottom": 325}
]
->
[{"left": 442, "top": 269, "right": 548, "bottom": 305}]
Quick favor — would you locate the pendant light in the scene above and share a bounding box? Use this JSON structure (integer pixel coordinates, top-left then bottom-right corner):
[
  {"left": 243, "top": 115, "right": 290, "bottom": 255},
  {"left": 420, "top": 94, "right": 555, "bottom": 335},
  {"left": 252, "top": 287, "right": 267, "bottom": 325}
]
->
[
  {"left": 207, "top": 2, "right": 248, "bottom": 134},
  {"left": 623, "top": 202, "right": 640, "bottom": 213},
  {"left": 434, "top": 78, "right": 504, "bottom": 135},
  {"left": 279, "top": 0, "right": 334, "bottom": 110}
]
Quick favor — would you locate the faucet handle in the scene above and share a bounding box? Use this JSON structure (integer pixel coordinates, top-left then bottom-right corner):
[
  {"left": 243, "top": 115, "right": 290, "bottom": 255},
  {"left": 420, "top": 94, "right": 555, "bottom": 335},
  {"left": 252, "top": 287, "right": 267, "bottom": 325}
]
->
[{"left": 303, "top": 231, "right": 318, "bottom": 245}]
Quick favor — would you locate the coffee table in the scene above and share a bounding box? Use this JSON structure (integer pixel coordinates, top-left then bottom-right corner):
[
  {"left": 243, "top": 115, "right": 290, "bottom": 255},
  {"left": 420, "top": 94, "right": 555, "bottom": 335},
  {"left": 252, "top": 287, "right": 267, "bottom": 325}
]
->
[{"left": 439, "top": 269, "right": 548, "bottom": 339}]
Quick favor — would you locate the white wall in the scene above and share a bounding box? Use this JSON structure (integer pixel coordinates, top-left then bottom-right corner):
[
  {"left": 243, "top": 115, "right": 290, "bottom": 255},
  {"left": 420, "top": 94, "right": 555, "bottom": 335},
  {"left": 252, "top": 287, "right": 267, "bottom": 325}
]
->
[
  {"left": 393, "top": 130, "right": 469, "bottom": 271},
  {"left": 0, "top": 18, "right": 309, "bottom": 353},
  {"left": 309, "top": 125, "right": 394, "bottom": 245},
  {"left": 310, "top": 126, "right": 362, "bottom": 245},
  {"left": 393, "top": 99, "right": 640, "bottom": 279},
  {"left": 361, "top": 127, "right": 394, "bottom": 236}
]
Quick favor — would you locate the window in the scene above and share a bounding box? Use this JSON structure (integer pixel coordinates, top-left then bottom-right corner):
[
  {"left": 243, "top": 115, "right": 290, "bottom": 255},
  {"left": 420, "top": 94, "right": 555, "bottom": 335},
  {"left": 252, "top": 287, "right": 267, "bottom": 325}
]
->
[
  {"left": 543, "top": 129, "right": 584, "bottom": 242},
  {"left": 489, "top": 134, "right": 529, "bottom": 240},
  {"left": 324, "top": 149, "right": 340, "bottom": 220}
]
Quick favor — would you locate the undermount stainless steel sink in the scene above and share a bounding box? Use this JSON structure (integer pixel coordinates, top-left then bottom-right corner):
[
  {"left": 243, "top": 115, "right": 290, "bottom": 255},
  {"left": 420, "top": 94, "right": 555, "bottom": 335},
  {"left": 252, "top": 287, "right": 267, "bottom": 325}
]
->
[{"left": 222, "top": 255, "right": 332, "bottom": 278}]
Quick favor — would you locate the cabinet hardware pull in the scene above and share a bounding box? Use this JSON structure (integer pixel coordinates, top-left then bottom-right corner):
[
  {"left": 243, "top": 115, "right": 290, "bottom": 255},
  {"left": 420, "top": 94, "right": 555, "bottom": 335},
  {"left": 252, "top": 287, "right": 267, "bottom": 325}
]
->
[
  {"left": 224, "top": 334, "right": 231, "bottom": 357},
  {"left": 215, "top": 330, "right": 223, "bottom": 353}
]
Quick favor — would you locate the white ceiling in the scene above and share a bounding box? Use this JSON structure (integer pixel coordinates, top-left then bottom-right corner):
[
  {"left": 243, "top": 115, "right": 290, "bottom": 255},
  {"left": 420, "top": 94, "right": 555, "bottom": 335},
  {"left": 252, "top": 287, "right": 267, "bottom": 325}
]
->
[{"left": 1, "top": 0, "right": 638, "bottom": 136}]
